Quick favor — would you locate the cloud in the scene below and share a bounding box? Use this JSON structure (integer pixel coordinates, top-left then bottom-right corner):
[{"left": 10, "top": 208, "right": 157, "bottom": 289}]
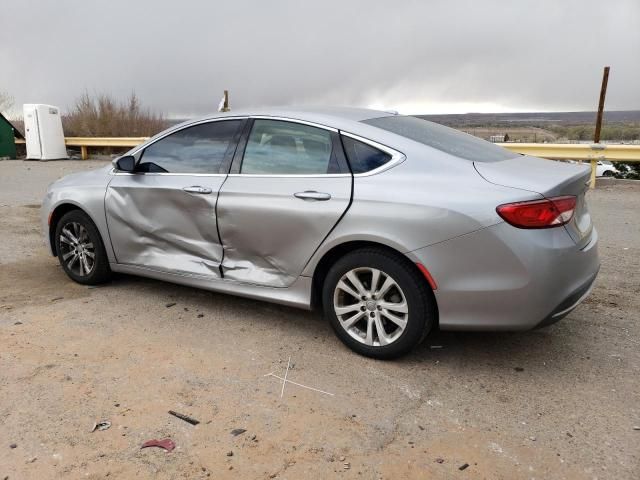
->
[{"left": 1, "top": 0, "right": 638, "bottom": 117}]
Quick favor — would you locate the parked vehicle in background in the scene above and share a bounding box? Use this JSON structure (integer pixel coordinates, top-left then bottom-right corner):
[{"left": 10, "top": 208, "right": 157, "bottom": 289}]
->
[
  {"left": 596, "top": 160, "right": 618, "bottom": 177},
  {"left": 41, "top": 107, "right": 600, "bottom": 358}
]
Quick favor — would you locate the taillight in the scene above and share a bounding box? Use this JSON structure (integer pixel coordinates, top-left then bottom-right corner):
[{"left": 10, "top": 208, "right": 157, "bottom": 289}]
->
[{"left": 496, "top": 195, "right": 576, "bottom": 229}]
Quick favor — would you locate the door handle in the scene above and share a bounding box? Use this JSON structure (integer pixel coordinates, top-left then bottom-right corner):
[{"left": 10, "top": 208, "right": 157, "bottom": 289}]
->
[
  {"left": 183, "top": 186, "right": 213, "bottom": 194},
  {"left": 294, "top": 191, "right": 332, "bottom": 201}
]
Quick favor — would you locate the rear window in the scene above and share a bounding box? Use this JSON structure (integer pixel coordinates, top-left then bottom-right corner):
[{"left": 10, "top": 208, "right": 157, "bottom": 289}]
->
[{"left": 362, "top": 116, "right": 519, "bottom": 162}]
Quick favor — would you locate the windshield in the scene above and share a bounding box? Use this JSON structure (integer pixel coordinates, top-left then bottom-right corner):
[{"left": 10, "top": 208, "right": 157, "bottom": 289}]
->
[{"left": 362, "top": 116, "right": 519, "bottom": 163}]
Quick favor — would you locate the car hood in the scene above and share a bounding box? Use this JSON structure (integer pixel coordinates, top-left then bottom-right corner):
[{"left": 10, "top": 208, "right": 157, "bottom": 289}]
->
[{"left": 48, "top": 165, "right": 113, "bottom": 191}]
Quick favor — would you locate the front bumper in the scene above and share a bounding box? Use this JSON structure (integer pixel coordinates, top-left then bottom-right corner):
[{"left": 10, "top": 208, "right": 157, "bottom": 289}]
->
[
  {"left": 407, "top": 222, "right": 600, "bottom": 331},
  {"left": 41, "top": 190, "right": 54, "bottom": 255}
]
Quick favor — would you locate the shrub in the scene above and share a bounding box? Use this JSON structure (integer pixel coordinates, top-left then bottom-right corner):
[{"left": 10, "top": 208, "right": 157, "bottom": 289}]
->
[
  {"left": 62, "top": 92, "right": 168, "bottom": 137},
  {"left": 0, "top": 90, "right": 14, "bottom": 112}
]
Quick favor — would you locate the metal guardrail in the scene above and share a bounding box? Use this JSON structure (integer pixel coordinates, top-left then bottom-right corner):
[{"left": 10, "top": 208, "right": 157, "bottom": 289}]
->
[
  {"left": 14, "top": 137, "right": 148, "bottom": 160},
  {"left": 14, "top": 137, "right": 640, "bottom": 188},
  {"left": 497, "top": 143, "right": 640, "bottom": 188},
  {"left": 64, "top": 137, "right": 148, "bottom": 147},
  {"left": 64, "top": 137, "right": 149, "bottom": 160},
  {"left": 497, "top": 143, "right": 640, "bottom": 162}
]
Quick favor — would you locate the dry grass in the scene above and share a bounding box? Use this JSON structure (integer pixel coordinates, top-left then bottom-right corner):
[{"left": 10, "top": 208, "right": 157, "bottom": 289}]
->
[
  {"left": 62, "top": 92, "right": 168, "bottom": 137},
  {"left": 459, "top": 126, "right": 558, "bottom": 143}
]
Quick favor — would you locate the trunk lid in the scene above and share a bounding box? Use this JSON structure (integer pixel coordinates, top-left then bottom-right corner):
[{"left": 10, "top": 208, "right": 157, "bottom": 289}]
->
[{"left": 474, "top": 155, "right": 593, "bottom": 248}]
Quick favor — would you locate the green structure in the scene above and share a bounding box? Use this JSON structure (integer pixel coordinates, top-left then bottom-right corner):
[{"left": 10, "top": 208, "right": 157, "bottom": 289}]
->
[{"left": 0, "top": 112, "right": 24, "bottom": 159}]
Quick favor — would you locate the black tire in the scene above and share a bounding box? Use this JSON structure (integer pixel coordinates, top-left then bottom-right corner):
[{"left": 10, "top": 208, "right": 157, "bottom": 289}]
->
[
  {"left": 54, "top": 210, "right": 112, "bottom": 285},
  {"left": 322, "top": 248, "right": 436, "bottom": 359},
  {"left": 602, "top": 170, "right": 614, "bottom": 177}
]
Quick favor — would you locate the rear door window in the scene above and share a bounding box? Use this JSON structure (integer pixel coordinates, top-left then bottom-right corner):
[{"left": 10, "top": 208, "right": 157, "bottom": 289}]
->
[{"left": 240, "top": 119, "right": 341, "bottom": 175}]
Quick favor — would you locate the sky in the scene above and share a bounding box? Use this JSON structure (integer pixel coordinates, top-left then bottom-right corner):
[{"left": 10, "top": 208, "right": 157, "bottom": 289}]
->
[{"left": 1, "top": 0, "right": 639, "bottom": 118}]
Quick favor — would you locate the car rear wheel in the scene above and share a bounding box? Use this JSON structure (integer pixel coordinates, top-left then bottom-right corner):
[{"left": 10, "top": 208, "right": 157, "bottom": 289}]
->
[
  {"left": 55, "top": 210, "right": 112, "bottom": 285},
  {"left": 322, "top": 248, "right": 436, "bottom": 359}
]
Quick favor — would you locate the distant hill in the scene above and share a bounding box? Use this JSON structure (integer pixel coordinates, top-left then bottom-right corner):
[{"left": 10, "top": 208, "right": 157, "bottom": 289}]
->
[
  {"left": 415, "top": 110, "right": 640, "bottom": 127},
  {"left": 165, "top": 109, "right": 640, "bottom": 143},
  {"left": 169, "top": 110, "right": 640, "bottom": 127}
]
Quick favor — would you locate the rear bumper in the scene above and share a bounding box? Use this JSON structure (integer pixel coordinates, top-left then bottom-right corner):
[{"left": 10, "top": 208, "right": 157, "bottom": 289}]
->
[
  {"left": 535, "top": 267, "right": 598, "bottom": 329},
  {"left": 407, "top": 222, "right": 599, "bottom": 331}
]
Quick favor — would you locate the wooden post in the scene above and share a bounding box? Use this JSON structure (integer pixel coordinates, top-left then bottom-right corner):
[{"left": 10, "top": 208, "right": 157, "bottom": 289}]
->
[
  {"left": 221, "top": 90, "right": 230, "bottom": 112},
  {"left": 590, "top": 66, "right": 610, "bottom": 189},
  {"left": 589, "top": 158, "right": 597, "bottom": 189},
  {"left": 81, "top": 145, "right": 88, "bottom": 160},
  {"left": 593, "top": 66, "right": 610, "bottom": 144}
]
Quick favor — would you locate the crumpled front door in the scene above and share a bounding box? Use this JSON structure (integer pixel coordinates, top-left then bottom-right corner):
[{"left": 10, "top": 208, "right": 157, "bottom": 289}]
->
[{"left": 106, "top": 173, "right": 225, "bottom": 277}]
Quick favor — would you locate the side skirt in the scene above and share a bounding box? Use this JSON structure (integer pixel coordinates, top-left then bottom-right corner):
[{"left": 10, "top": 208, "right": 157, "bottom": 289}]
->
[{"left": 110, "top": 263, "right": 313, "bottom": 310}]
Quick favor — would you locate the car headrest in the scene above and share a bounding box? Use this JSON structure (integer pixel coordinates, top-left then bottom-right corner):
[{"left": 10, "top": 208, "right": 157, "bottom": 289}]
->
[{"left": 270, "top": 135, "right": 297, "bottom": 151}]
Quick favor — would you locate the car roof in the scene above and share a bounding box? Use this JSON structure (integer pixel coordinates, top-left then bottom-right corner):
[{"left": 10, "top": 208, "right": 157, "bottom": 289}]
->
[{"left": 191, "top": 106, "right": 395, "bottom": 131}]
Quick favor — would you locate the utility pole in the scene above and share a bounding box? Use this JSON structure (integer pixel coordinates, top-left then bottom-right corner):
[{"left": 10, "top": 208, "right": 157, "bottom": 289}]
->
[{"left": 589, "top": 66, "right": 610, "bottom": 188}]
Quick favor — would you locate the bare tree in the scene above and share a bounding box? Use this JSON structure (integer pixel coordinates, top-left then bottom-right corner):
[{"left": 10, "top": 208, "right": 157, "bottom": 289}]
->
[{"left": 0, "top": 90, "right": 14, "bottom": 112}]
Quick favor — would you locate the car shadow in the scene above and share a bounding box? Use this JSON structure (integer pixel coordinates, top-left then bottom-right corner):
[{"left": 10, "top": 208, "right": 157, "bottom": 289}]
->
[
  {"left": 108, "top": 273, "right": 586, "bottom": 376},
  {"left": 399, "top": 322, "right": 587, "bottom": 374},
  {"left": 108, "top": 272, "right": 327, "bottom": 326}
]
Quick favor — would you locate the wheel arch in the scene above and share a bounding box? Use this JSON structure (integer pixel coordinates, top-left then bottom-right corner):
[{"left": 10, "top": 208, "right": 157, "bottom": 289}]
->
[
  {"left": 48, "top": 202, "right": 96, "bottom": 256},
  {"left": 309, "top": 240, "right": 439, "bottom": 322}
]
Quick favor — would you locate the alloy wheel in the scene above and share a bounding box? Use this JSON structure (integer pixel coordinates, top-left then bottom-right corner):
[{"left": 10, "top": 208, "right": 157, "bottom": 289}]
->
[
  {"left": 59, "top": 222, "right": 96, "bottom": 277},
  {"left": 333, "top": 267, "right": 408, "bottom": 347}
]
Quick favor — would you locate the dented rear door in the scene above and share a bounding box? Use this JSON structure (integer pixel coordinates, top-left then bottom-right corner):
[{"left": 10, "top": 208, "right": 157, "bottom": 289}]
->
[
  {"left": 105, "top": 119, "right": 244, "bottom": 277},
  {"left": 217, "top": 118, "right": 352, "bottom": 287}
]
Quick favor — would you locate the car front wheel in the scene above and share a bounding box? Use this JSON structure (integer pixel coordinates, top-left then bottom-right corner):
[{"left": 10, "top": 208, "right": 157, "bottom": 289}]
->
[
  {"left": 322, "top": 248, "right": 436, "bottom": 359},
  {"left": 54, "top": 210, "right": 112, "bottom": 285}
]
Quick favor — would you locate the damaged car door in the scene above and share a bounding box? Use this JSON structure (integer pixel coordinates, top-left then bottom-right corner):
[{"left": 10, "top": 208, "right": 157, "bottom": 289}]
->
[
  {"left": 217, "top": 118, "right": 352, "bottom": 287},
  {"left": 105, "top": 119, "right": 244, "bottom": 277}
]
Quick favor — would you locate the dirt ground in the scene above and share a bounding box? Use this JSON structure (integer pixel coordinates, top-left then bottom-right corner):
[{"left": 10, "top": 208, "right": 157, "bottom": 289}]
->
[{"left": 1, "top": 159, "right": 639, "bottom": 480}]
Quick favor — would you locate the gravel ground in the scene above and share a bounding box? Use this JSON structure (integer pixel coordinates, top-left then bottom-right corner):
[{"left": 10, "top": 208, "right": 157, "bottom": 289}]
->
[{"left": 1, "top": 159, "right": 639, "bottom": 480}]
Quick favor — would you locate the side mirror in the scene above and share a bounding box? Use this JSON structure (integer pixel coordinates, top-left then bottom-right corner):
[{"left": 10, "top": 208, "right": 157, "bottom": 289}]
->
[{"left": 114, "top": 155, "right": 136, "bottom": 172}]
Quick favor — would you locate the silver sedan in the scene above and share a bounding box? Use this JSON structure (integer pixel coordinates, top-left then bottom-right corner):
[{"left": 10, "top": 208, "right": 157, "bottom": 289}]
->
[{"left": 41, "top": 107, "right": 600, "bottom": 358}]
